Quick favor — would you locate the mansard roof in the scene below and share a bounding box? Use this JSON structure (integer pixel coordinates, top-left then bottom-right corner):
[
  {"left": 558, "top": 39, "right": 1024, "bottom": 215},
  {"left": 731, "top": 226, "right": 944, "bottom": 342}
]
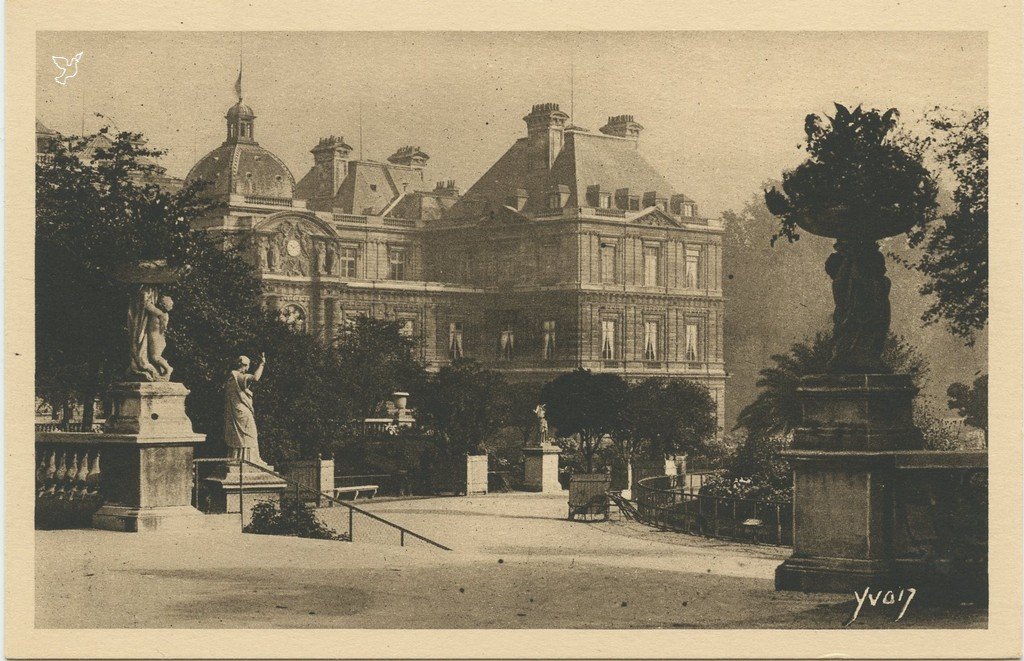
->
[{"left": 456, "top": 129, "right": 680, "bottom": 216}]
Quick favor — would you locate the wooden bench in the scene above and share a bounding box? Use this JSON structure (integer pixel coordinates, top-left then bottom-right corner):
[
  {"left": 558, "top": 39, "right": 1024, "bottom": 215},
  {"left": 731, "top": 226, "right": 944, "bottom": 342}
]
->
[{"left": 332, "top": 485, "right": 379, "bottom": 501}]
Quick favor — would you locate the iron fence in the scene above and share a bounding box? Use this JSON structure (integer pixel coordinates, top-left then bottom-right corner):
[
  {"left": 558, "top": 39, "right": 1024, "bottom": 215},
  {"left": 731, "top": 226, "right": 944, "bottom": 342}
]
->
[{"left": 633, "top": 474, "right": 793, "bottom": 546}]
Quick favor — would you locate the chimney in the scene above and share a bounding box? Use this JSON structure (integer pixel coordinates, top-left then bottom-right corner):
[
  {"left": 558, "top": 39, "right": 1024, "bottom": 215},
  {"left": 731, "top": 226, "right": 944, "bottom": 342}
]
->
[
  {"left": 311, "top": 136, "right": 353, "bottom": 195},
  {"left": 509, "top": 188, "right": 529, "bottom": 211},
  {"left": 599, "top": 114, "right": 644, "bottom": 144},
  {"left": 434, "top": 179, "right": 460, "bottom": 197},
  {"left": 523, "top": 102, "right": 569, "bottom": 170},
  {"left": 388, "top": 146, "right": 430, "bottom": 169}
]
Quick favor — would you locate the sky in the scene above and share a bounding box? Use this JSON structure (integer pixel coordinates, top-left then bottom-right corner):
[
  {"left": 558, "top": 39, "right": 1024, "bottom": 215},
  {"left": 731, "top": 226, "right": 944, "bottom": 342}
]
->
[{"left": 37, "top": 31, "right": 987, "bottom": 217}]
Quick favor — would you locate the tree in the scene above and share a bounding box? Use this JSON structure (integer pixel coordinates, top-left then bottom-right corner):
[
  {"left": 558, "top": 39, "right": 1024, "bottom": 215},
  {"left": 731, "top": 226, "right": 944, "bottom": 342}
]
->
[
  {"left": 901, "top": 108, "right": 988, "bottom": 343},
  {"left": 35, "top": 128, "right": 268, "bottom": 429},
  {"left": 735, "top": 331, "right": 929, "bottom": 441},
  {"left": 414, "top": 359, "right": 507, "bottom": 457},
  {"left": 947, "top": 373, "right": 988, "bottom": 445},
  {"left": 333, "top": 316, "right": 427, "bottom": 418},
  {"left": 540, "top": 369, "right": 628, "bottom": 473},
  {"left": 616, "top": 378, "right": 718, "bottom": 493}
]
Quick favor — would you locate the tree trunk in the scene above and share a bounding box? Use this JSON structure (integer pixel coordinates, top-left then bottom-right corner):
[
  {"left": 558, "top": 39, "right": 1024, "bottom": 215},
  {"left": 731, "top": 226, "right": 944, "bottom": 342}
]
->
[{"left": 583, "top": 435, "right": 595, "bottom": 473}]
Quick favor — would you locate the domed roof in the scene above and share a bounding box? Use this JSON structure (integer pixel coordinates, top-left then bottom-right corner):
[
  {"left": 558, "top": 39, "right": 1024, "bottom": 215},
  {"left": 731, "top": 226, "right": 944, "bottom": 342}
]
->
[
  {"left": 226, "top": 100, "right": 255, "bottom": 121},
  {"left": 186, "top": 141, "right": 295, "bottom": 200}
]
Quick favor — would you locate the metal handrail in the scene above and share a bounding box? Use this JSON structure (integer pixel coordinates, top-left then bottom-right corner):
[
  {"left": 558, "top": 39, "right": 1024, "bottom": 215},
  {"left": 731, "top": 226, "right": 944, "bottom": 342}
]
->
[
  {"left": 632, "top": 474, "right": 792, "bottom": 546},
  {"left": 192, "top": 457, "right": 451, "bottom": 551}
]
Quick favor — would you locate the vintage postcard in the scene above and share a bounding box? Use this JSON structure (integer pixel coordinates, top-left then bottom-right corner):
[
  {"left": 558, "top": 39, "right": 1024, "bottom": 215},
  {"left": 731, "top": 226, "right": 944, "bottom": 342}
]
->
[{"left": 6, "top": 1, "right": 1022, "bottom": 658}]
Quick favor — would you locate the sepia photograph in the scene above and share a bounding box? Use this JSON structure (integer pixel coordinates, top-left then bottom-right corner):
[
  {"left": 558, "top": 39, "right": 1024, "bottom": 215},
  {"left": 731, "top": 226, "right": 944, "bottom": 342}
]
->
[{"left": 7, "top": 2, "right": 1023, "bottom": 658}]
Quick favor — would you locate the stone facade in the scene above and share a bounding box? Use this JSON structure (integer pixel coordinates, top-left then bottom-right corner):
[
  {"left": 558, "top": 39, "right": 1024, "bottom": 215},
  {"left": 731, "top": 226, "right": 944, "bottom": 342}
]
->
[{"left": 179, "top": 96, "right": 725, "bottom": 432}]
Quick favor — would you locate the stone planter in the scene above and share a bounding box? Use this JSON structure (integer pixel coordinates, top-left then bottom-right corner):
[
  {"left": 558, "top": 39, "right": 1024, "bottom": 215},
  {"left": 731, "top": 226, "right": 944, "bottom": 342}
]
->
[{"left": 465, "top": 454, "right": 488, "bottom": 496}]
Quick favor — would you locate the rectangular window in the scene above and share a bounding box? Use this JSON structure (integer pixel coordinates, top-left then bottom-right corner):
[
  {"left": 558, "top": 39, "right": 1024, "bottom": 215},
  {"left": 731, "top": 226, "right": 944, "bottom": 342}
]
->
[
  {"left": 339, "top": 246, "right": 357, "bottom": 278},
  {"left": 685, "top": 248, "right": 701, "bottom": 289},
  {"left": 542, "top": 320, "right": 557, "bottom": 360},
  {"left": 500, "top": 328, "right": 515, "bottom": 361},
  {"left": 685, "top": 322, "right": 700, "bottom": 361},
  {"left": 449, "top": 322, "right": 464, "bottom": 359},
  {"left": 600, "top": 241, "right": 618, "bottom": 284},
  {"left": 388, "top": 248, "right": 407, "bottom": 280},
  {"left": 683, "top": 203, "right": 694, "bottom": 218},
  {"left": 599, "top": 193, "right": 612, "bottom": 209},
  {"left": 643, "top": 245, "right": 660, "bottom": 287},
  {"left": 643, "top": 321, "right": 659, "bottom": 361},
  {"left": 601, "top": 319, "right": 616, "bottom": 360}
]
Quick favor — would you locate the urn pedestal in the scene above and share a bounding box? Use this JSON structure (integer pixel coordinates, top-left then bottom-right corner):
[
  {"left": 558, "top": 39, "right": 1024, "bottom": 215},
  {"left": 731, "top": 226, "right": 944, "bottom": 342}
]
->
[
  {"left": 203, "top": 461, "right": 288, "bottom": 520},
  {"left": 523, "top": 444, "right": 563, "bottom": 493},
  {"left": 85, "top": 381, "right": 205, "bottom": 532},
  {"left": 775, "top": 374, "right": 987, "bottom": 596}
]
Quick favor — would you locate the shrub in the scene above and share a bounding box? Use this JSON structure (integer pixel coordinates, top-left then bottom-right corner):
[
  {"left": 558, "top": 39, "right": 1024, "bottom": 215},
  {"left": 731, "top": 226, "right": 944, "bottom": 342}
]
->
[{"left": 243, "top": 500, "right": 348, "bottom": 541}]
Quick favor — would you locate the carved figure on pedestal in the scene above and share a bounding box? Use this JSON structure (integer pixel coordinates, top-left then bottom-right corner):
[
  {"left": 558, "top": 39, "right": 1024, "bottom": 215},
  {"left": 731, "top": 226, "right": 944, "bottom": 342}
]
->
[
  {"left": 531, "top": 404, "right": 549, "bottom": 447},
  {"left": 825, "top": 240, "right": 891, "bottom": 373},
  {"left": 127, "top": 285, "right": 174, "bottom": 381},
  {"left": 224, "top": 353, "right": 267, "bottom": 465},
  {"left": 267, "top": 242, "right": 279, "bottom": 272}
]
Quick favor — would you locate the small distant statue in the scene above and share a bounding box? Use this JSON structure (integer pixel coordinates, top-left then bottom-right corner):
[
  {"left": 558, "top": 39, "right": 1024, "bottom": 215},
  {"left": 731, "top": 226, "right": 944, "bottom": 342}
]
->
[
  {"left": 825, "top": 240, "right": 891, "bottom": 373},
  {"left": 258, "top": 237, "right": 269, "bottom": 270},
  {"left": 317, "top": 246, "right": 327, "bottom": 274},
  {"left": 530, "top": 404, "right": 549, "bottom": 447},
  {"left": 127, "top": 285, "right": 174, "bottom": 381},
  {"left": 224, "top": 353, "right": 267, "bottom": 464},
  {"left": 267, "top": 242, "right": 279, "bottom": 272}
]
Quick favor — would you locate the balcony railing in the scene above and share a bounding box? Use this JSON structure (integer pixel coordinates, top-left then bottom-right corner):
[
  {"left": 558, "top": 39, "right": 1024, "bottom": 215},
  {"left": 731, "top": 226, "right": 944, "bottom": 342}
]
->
[{"left": 244, "top": 195, "right": 293, "bottom": 207}]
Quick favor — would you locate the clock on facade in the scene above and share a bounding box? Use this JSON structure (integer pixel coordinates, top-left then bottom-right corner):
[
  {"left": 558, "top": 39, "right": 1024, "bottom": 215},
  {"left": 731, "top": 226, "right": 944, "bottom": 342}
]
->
[{"left": 286, "top": 239, "right": 301, "bottom": 257}]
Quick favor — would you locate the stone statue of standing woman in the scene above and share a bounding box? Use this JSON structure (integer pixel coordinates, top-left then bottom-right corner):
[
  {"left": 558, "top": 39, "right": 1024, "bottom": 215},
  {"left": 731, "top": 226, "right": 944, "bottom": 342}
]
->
[{"left": 224, "top": 352, "right": 268, "bottom": 464}]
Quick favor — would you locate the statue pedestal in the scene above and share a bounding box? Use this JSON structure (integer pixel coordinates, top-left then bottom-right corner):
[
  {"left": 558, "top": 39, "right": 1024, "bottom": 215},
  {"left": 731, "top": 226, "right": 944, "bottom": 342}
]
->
[
  {"left": 203, "top": 461, "right": 288, "bottom": 517},
  {"left": 776, "top": 374, "right": 987, "bottom": 596},
  {"left": 523, "top": 444, "right": 562, "bottom": 493},
  {"left": 54, "top": 381, "right": 206, "bottom": 532}
]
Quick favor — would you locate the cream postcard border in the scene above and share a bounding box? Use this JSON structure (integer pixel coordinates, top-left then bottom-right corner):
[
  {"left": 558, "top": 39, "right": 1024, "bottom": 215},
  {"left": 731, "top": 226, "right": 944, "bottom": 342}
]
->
[{"left": 5, "top": 0, "right": 1022, "bottom": 658}]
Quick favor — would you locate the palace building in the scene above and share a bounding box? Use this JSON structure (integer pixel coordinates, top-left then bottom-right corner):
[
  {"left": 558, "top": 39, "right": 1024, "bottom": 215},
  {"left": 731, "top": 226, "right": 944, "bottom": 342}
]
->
[{"left": 45, "top": 87, "right": 727, "bottom": 431}]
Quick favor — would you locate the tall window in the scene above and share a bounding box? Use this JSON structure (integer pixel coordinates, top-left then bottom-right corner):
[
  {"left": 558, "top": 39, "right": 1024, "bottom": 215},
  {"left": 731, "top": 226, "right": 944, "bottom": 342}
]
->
[
  {"left": 643, "top": 321, "right": 659, "bottom": 361},
  {"left": 683, "top": 203, "right": 694, "bottom": 218},
  {"left": 542, "top": 320, "right": 557, "bottom": 360},
  {"left": 643, "top": 245, "right": 660, "bottom": 287},
  {"left": 600, "top": 241, "right": 617, "bottom": 284},
  {"left": 500, "top": 328, "right": 515, "bottom": 361},
  {"left": 339, "top": 246, "right": 357, "bottom": 278},
  {"left": 685, "top": 322, "right": 700, "bottom": 361},
  {"left": 601, "top": 320, "right": 617, "bottom": 360},
  {"left": 685, "top": 248, "right": 701, "bottom": 289},
  {"left": 449, "top": 322, "right": 464, "bottom": 359},
  {"left": 388, "top": 247, "right": 407, "bottom": 280}
]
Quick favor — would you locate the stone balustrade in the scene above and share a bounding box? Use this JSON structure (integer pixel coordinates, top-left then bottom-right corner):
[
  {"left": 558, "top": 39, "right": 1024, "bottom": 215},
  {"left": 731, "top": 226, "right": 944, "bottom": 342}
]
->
[{"left": 36, "top": 438, "right": 105, "bottom": 528}]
